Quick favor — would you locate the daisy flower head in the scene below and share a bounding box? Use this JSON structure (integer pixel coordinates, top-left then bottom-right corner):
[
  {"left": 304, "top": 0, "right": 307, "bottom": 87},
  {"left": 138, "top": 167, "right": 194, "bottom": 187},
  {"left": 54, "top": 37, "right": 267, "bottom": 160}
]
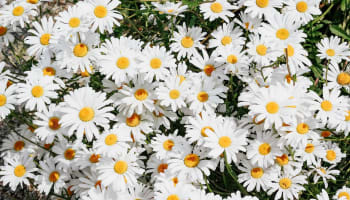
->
[
  {"left": 324, "top": 62, "right": 350, "bottom": 91},
  {"left": 199, "top": 0, "right": 237, "bottom": 23},
  {"left": 0, "top": 153, "right": 37, "bottom": 190},
  {"left": 0, "top": 1, "right": 37, "bottom": 28},
  {"left": 139, "top": 45, "right": 175, "bottom": 82},
  {"left": 282, "top": 42, "right": 312, "bottom": 74},
  {"left": 331, "top": 100, "right": 350, "bottom": 136},
  {"left": 24, "top": 16, "right": 57, "bottom": 58},
  {"left": 312, "top": 189, "right": 330, "bottom": 200},
  {"left": 284, "top": 0, "right": 321, "bottom": 24},
  {"left": 226, "top": 191, "right": 259, "bottom": 200},
  {"left": 244, "top": 0, "right": 282, "bottom": 19},
  {"left": 52, "top": 139, "right": 82, "bottom": 172},
  {"left": 294, "top": 139, "right": 325, "bottom": 166},
  {"left": 208, "top": 22, "right": 245, "bottom": 52},
  {"left": 246, "top": 34, "right": 279, "bottom": 66},
  {"left": 152, "top": 2, "right": 188, "bottom": 16},
  {"left": 150, "top": 100, "right": 178, "bottom": 129},
  {"left": 74, "top": 147, "right": 102, "bottom": 170},
  {"left": 0, "top": 79, "right": 16, "bottom": 120},
  {"left": 56, "top": 31, "right": 100, "bottom": 73},
  {"left": 323, "top": 142, "right": 345, "bottom": 164},
  {"left": 234, "top": 12, "right": 263, "bottom": 33},
  {"left": 203, "top": 116, "right": 248, "bottom": 163},
  {"left": 215, "top": 44, "right": 249, "bottom": 75},
  {"left": 84, "top": 0, "right": 122, "bottom": 33},
  {"left": 94, "top": 126, "right": 132, "bottom": 157},
  {"left": 317, "top": 36, "right": 350, "bottom": 64},
  {"left": 59, "top": 87, "right": 115, "bottom": 141},
  {"left": 334, "top": 186, "right": 350, "bottom": 200},
  {"left": 308, "top": 160, "right": 339, "bottom": 188},
  {"left": 151, "top": 131, "right": 189, "bottom": 160},
  {"left": 16, "top": 74, "right": 59, "bottom": 112},
  {"left": 0, "top": 24, "right": 15, "bottom": 47},
  {"left": 246, "top": 131, "right": 282, "bottom": 168},
  {"left": 170, "top": 23, "right": 206, "bottom": 59},
  {"left": 36, "top": 158, "right": 69, "bottom": 195},
  {"left": 146, "top": 154, "right": 170, "bottom": 181},
  {"left": 154, "top": 175, "right": 195, "bottom": 200},
  {"left": 97, "top": 150, "right": 144, "bottom": 191}
]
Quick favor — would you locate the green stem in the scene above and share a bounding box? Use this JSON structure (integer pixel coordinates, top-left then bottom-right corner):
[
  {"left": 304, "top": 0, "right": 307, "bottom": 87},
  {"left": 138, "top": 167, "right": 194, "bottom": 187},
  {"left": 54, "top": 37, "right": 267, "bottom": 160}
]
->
[{"left": 224, "top": 151, "right": 248, "bottom": 195}]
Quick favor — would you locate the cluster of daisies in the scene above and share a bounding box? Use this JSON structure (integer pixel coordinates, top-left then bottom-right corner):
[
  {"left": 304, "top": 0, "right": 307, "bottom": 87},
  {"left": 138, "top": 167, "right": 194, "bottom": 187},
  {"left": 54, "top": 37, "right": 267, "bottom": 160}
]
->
[{"left": 0, "top": 0, "right": 350, "bottom": 199}]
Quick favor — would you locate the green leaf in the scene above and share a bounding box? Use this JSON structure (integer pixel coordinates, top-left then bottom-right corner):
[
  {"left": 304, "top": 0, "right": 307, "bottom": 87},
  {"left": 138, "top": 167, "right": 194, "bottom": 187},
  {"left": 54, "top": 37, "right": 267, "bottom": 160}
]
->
[{"left": 329, "top": 25, "right": 350, "bottom": 40}]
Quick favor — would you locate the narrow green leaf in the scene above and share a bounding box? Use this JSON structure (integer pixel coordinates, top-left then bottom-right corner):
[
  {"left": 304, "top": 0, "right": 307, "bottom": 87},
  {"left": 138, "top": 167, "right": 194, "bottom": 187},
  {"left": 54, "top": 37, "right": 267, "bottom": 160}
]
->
[{"left": 329, "top": 25, "right": 350, "bottom": 40}]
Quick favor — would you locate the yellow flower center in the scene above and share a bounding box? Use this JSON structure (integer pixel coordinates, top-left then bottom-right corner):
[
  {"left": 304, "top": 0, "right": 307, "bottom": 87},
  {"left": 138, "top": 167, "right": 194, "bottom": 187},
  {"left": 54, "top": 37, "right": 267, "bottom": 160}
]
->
[
  {"left": 285, "top": 74, "right": 292, "bottom": 84},
  {"left": 169, "top": 89, "right": 180, "bottom": 99},
  {"left": 0, "top": 26, "right": 8, "bottom": 36},
  {"left": 296, "top": 123, "right": 309, "bottom": 134},
  {"left": 276, "top": 28, "right": 290, "bottom": 40},
  {"left": 181, "top": 36, "right": 194, "bottom": 48},
  {"left": 279, "top": 178, "right": 292, "bottom": 189},
  {"left": 12, "top": 6, "right": 24, "bottom": 16},
  {"left": 150, "top": 58, "right": 162, "bottom": 69},
  {"left": 114, "top": 160, "right": 128, "bottom": 174},
  {"left": 126, "top": 113, "right": 140, "bottom": 127},
  {"left": 345, "top": 111, "right": 350, "bottom": 121},
  {"left": 49, "top": 171, "right": 60, "bottom": 182},
  {"left": 305, "top": 143, "right": 315, "bottom": 153},
  {"left": 245, "top": 22, "right": 250, "bottom": 29},
  {"left": 326, "top": 150, "right": 336, "bottom": 161},
  {"left": 251, "top": 167, "right": 264, "bottom": 178},
  {"left": 0, "top": 94, "right": 7, "bottom": 106},
  {"left": 276, "top": 154, "right": 289, "bottom": 166},
  {"left": 197, "top": 91, "right": 209, "bottom": 102},
  {"left": 203, "top": 64, "right": 215, "bottom": 76},
  {"left": 27, "top": 0, "right": 39, "bottom": 4},
  {"left": 296, "top": 1, "right": 308, "bottom": 12},
  {"left": 167, "top": 9, "right": 174, "bottom": 13},
  {"left": 221, "top": 36, "right": 232, "bottom": 46},
  {"left": 79, "top": 107, "right": 95, "bottom": 122},
  {"left": 218, "top": 136, "right": 232, "bottom": 148},
  {"left": 179, "top": 75, "right": 186, "bottom": 84},
  {"left": 163, "top": 139, "right": 174, "bottom": 151},
  {"left": 258, "top": 143, "right": 271, "bottom": 155},
  {"left": 157, "top": 163, "right": 168, "bottom": 173},
  {"left": 338, "top": 192, "right": 350, "bottom": 200},
  {"left": 31, "top": 85, "right": 44, "bottom": 98},
  {"left": 201, "top": 126, "right": 214, "bottom": 137},
  {"left": 42, "top": 67, "right": 56, "bottom": 76},
  {"left": 134, "top": 89, "right": 148, "bottom": 101},
  {"left": 210, "top": 2, "right": 223, "bottom": 13},
  {"left": 73, "top": 43, "right": 88, "bottom": 57},
  {"left": 64, "top": 148, "right": 76, "bottom": 160},
  {"left": 256, "top": 0, "right": 269, "bottom": 8},
  {"left": 184, "top": 154, "right": 200, "bottom": 168},
  {"left": 167, "top": 195, "right": 180, "bottom": 200},
  {"left": 321, "top": 100, "right": 332, "bottom": 111},
  {"left": 321, "top": 131, "right": 332, "bottom": 137},
  {"left": 227, "top": 54, "right": 238, "bottom": 64},
  {"left": 48, "top": 117, "right": 61, "bottom": 130},
  {"left": 286, "top": 44, "right": 294, "bottom": 56},
  {"left": 116, "top": 57, "right": 130, "bottom": 69},
  {"left": 14, "top": 165, "right": 26, "bottom": 177},
  {"left": 40, "top": 33, "right": 51, "bottom": 45},
  {"left": 94, "top": 5, "right": 107, "bottom": 18},
  {"left": 69, "top": 17, "right": 80, "bottom": 28},
  {"left": 256, "top": 44, "right": 267, "bottom": 56},
  {"left": 266, "top": 101, "right": 279, "bottom": 114},
  {"left": 337, "top": 72, "right": 350, "bottom": 85},
  {"left": 320, "top": 168, "right": 326, "bottom": 174},
  {"left": 105, "top": 134, "right": 118, "bottom": 146},
  {"left": 326, "top": 49, "right": 335, "bottom": 56},
  {"left": 89, "top": 154, "right": 100, "bottom": 163},
  {"left": 14, "top": 141, "right": 25, "bottom": 151}
]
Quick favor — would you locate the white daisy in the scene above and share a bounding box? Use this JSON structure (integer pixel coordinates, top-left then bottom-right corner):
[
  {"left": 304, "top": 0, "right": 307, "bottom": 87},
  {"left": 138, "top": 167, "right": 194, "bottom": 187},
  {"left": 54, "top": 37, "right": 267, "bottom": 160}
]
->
[
  {"left": 199, "top": 0, "right": 237, "bottom": 23},
  {"left": 0, "top": 79, "right": 16, "bottom": 120},
  {"left": 244, "top": 0, "right": 282, "bottom": 18},
  {"left": 317, "top": 36, "right": 350, "bottom": 64},
  {"left": 294, "top": 140, "right": 325, "bottom": 166},
  {"left": 0, "top": 2, "right": 37, "bottom": 28},
  {"left": 284, "top": 0, "right": 321, "bottom": 24}
]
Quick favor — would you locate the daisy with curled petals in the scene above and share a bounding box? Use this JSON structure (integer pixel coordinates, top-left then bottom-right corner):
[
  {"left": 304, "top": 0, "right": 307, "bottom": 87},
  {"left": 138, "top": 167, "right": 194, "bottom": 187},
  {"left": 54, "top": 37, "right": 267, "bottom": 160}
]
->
[
  {"left": 216, "top": 44, "right": 249, "bottom": 75},
  {"left": 72, "top": 168, "right": 103, "bottom": 198},
  {"left": 0, "top": 79, "right": 16, "bottom": 120},
  {"left": 308, "top": 160, "right": 339, "bottom": 188},
  {"left": 317, "top": 36, "right": 350, "bottom": 64},
  {"left": 322, "top": 142, "right": 345, "bottom": 164},
  {"left": 139, "top": 45, "right": 175, "bottom": 82},
  {"left": 244, "top": 0, "right": 282, "bottom": 19},
  {"left": 187, "top": 77, "right": 227, "bottom": 114},
  {"left": 199, "top": 0, "right": 237, "bottom": 23},
  {"left": 274, "top": 153, "right": 302, "bottom": 174},
  {"left": 0, "top": 2, "right": 37, "bottom": 28},
  {"left": 33, "top": 104, "right": 65, "bottom": 143},
  {"left": 24, "top": 16, "right": 57, "bottom": 58},
  {"left": 294, "top": 140, "right": 325, "bottom": 166},
  {"left": 335, "top": 186, "right": 350, "bottom": 200},
  {"left": 238, "top": 158, "right": 276, "bottom": 192},
  {"left": 234, "top": 12, "right": 262, "bottom": 33},
  {"left": 97, "top": 150, "right": 144, "bottom": 191},
  {"left": 0, "top": 154, "right": 37, "bottom": 191},
  {"left": 115, "top": 112, "right": 153, "bottom": 143},
  {"left": 168, "top": 146, "right": 217, "bottom": 183},
  {"left": 185, "top": 111, "right": 218, "bottom": 145},
  {"left": 98, "top": 37, "right": 139, "bottom": 86},
  {"left": 324, "top": 63, "right": 350, "bottom": 91},
  {"left": 170, "top": 24, "right": 206, "bottom": 59},
  {"left": 52, "top": 139, "right": 82, "bottom": 172},
  {"left": 284, "top": 0, "right": 321, "bottom": 24},
  {"left": 36, "top": 158, "right": 68, "bottom": 195},
  {"left": 151, "top": 131, "right": 189, "bottom": 160},
  {"left": 75, "top": 147, "right": 102, "bottom": 170},
  {"left": 246, "top": 131, "right": 282, "bottom": 168},
  {"left": 83, "top": 0, "right": 122, "bottom": 33},
  {"left": 307, "top": 87, "right": 348, "bottom": 125},
  {"left": 16, "top": 75, "right": 59, "bottom": 112},
  {"left": 146, "top": 154, "right": 169, "bottom": 180},
  {"left": 267, "top": 170, "right": 307, "bottom": 200},
  {"left": 114, "top": 75, "right": 156, "bottom": 117},
  {"left": 56, "top": 32, "right": 100, "bottom": 73},
  {"left": 156, "top": 75, "right": 189, "bottom": 112},
  {"left": 208, "top": 22, "right": 245, "bottom": 50},
  {"left": 0, "top": 24, "right": 15, "bottom": 47},
  {"left": 203, "top": 116, "right": 248, "bottom": 164},
  {"left": 59, "top": 87, "right": 115, "bottom": 142},
  {"left": 94, "top": 126, "right": 132, "bottom": 157},
  {"left": 150, "top": 101, "right": 178, "bottom": 129}
]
